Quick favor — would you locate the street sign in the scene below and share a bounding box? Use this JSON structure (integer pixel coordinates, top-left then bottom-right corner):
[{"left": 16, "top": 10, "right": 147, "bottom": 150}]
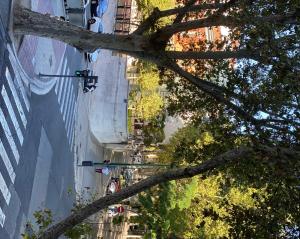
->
[{"left": 81, "top": 161, "right": 93, "bottom": 166}]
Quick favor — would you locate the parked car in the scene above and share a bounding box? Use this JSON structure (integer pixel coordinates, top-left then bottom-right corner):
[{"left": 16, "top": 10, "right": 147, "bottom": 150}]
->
[{"left": 86, "top": 18, "right": 103, "bottom": 62}]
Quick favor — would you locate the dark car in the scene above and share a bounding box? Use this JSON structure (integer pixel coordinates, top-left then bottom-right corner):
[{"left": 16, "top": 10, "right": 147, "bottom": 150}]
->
[{"left": 90, "top": 0, "right": 99, "bottom": 17}]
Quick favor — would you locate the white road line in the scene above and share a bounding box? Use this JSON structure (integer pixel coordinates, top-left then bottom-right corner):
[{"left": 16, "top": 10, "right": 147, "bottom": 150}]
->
[
  {"left": 55, "top": 59, "right": 68, "bottom": 93},
  {"left": 0, "top": 207, "right": 5, "bottom": 227},
  {"left": 0, "top": 172, "right": 11, "bottom": 205},
  {"left": 2, "top": 86, "right": 24, "bottom": 145},
  {"left": 0, "top": 108, "right": 20, "bottom": 164},
  {"left": 70, "top": 125, "right": 75, "bottom": 147},
  {"left": 66, "top": 94, "right": 75, "bottom": 137},
  {"left": 67, "top": 98, "right": 75, "bottom": 139},
  {"left": 60, "top": 79, "right": 71, "bottom": 115},
  {"left": 0, "top": 140, "right": 16, "bottom": 183},
  {"left": 64, "top": 84, "right": 74, "bottom": 122},
  {"left": 5, "top": 68, "right": 27, "bottom": 128},
  {"left": 7, "top": 45, "right": 30, "bottom": 112},
  {"left": 55, "top": 76, "right": 62, "bottom": 94},
  {"left": 58, "top": 68, "right": 70, "bottom": 103},
  {"left": 69, "top": 103, "right": 77, "bottom": 146}
]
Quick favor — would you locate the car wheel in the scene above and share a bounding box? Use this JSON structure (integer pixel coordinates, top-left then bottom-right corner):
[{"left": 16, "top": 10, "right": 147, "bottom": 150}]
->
[{"left": 88, "top": 18, "right": 96, "bottom": 24}]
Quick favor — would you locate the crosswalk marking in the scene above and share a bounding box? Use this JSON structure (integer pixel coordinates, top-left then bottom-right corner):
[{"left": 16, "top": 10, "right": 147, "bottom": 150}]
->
[
  {"left": 58, "top": 68, "right": 69, "bottom": 103},
  {"left": 5, "top": 68, "right": 27, "bottom": 128},
  {"left": 0, "top": 139, "right": 16, "bottom": 183},
  {"left": 63, "top": 84, "right": 73, "bottom": 122},
  {"left": 0, "top": 207, "right": 5, "bottom": 227},
  {"left": 53, "top": 62, "right": 77, "bottom": 150},
  {"left": 66, "top": 94, "right": 75, "bottom": 138},
  {"left": 0, "top": 172, "right": 11, "bottom": 205},
  {"left": 1, "top": 86, "right": 24, "bottom": 145},
  {"left": 55, "top": 59, "right": 68, "bottom": 93},
  {"left": 7, "top": 45, "right": 30, "bottom": 112},
  {"left": 60, "top": 79, "right": 70, "bottom": 114},
  {"left": 0, "top": 107, "right": 20, "bottom": 164},
  {"left": 69, "top": 103, "right": 77, "bottom": 146}
]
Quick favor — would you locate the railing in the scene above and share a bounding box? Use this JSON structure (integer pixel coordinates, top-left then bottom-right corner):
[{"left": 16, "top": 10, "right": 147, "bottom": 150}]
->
[{"left": 114, "top": 0, "right": 132, "bottom": 34}]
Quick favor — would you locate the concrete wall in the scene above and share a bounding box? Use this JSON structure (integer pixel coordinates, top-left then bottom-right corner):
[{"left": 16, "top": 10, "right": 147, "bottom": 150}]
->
[{"left": 89, "top": 49, "right": 129, "bottom": 143}]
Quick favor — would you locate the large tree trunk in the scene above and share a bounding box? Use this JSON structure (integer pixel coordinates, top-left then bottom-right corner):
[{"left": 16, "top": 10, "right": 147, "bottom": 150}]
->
[
  {"left": 37, "top": 145, "right": 298, "bottom": 238},
  {"left": 13, "top": 5, "right": 149, "bottom": 53},
  {"left": 12, "top": 5, "right": 264, "bottom": 126}
]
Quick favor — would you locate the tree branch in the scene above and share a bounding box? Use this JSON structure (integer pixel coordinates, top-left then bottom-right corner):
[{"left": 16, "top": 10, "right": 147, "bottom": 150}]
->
[
  {"left": 161, "top": 60, "right": 258, "bottom": 124},
  {"left": 38, "top": 147, "right": 251, "bottom": 239},
  {"left": 156, "top": 11, "right": 299, "bottom": 42},
  {"left": 133, "top": 7, "right": 162, "bottom": 35},
  {"left": 133, "top": 2, "right": 225, "bottom": 35},
  {"left": 38, "top": 145, "right": 299, "bottom": 239},
  {"left": 166, "top": 49, "right": 258, "bottom": 60},
  {"left": 173, "top": 0, "right": 198, "bottom": 24}
]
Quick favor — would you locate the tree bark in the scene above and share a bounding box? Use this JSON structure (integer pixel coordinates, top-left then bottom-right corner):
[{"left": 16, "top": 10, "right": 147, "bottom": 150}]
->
[
  {"left": 13, "top": 5, "right": 149, "bottom": 53},
  {"left": 173, "top": 0, "right": 198, "bottom": 24},
  {"left": 37, "top": 145, "right": 298, "bottom": 238}
]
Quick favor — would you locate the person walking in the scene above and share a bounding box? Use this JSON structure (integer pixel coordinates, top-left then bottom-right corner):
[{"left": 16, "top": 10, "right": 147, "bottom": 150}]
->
[{"left": 95, "top": 167, "right": 110, "bottom": 175}]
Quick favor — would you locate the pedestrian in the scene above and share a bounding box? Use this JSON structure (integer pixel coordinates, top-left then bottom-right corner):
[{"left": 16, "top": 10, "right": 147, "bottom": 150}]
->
[{"left": 95, "top": 167, "right": 110, "bottom": 175}]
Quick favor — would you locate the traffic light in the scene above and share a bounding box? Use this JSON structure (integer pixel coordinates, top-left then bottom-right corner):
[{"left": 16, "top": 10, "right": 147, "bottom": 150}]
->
[
  {"left": 75, "top": 70, "right": 89, "bottom": 77},
  {"left": 75, "top": 70, "right": 84, "bottom": 77}
]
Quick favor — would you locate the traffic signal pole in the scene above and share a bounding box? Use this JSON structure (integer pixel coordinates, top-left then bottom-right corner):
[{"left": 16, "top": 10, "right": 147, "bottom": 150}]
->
[
  {"left": 79, "top": 161, "right": 170, "bottom": 168},
  {"left": 39, "top": 73, "right": 83, "bottom": 78},
  {"left": 39, "top": 73, "right": 98, "bottom": 80}
]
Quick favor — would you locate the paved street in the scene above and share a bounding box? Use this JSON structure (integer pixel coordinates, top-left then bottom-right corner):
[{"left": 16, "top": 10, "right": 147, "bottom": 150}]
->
[
  {"left": 0, "top": 1, "right": 83, "bottom": 237},
  {"left": 1, "top": 0, "right": 129, "bottom": 238}
]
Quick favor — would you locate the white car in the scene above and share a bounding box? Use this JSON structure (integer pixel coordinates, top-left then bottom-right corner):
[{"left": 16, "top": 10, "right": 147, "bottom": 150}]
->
[{"left": 86, "top": 17, "right": 103, "bottom": 62}]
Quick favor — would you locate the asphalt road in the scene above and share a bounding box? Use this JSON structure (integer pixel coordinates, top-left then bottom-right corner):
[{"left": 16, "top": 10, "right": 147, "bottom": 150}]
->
[{"left": 0, "top": 11, "right": 84, "bottom": 235}]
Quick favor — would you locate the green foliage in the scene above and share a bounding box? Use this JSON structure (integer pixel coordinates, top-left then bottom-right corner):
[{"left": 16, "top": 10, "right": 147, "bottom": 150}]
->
[
  {"left": 34, "top": 209, "right": 53, "bottom": 231},
  {"left": 64, "top": 223, "right": 92, "bottom": 239},
  {"left": 112, "top": 215, "right": 125, "bottom": 225},
  {"left": 134, "top": 119, "right": 300, "bottom": 238},
  {"left": 138, "top": 71, "right": 160, "bottom": 91},
  {"left": 143, "top": 113, "right": 166, "bottom": 145},
  {"left": 161, "top": 0, "right": 300, "bottom": 144},
  {"left": 136, "top": 0, "right": 176, "bottom": 17},
  {"left": 135, "top": 92, "right": 164, "bottom": 120},
  {"left": 22, "top": 189, "right": 99, "bottom": 239},
  {"left": 129, "top": 62, "right": 165, "bottom": 121}
]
